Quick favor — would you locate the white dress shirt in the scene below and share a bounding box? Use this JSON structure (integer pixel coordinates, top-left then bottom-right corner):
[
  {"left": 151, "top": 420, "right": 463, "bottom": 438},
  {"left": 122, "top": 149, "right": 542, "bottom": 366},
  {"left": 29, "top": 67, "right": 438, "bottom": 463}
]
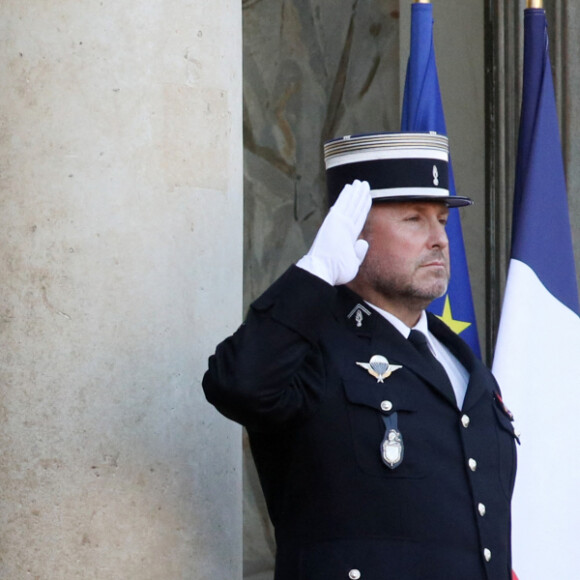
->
[{"left": 366, "top": 303, "right": 469, "bottom": 409}]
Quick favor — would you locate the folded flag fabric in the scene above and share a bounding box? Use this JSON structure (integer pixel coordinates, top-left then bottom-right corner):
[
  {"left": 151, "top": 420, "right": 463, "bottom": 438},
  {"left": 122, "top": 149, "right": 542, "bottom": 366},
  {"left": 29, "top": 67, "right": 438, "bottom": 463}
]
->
[{"left": 492, "top": 8, "right": 580, "bottom": 579}]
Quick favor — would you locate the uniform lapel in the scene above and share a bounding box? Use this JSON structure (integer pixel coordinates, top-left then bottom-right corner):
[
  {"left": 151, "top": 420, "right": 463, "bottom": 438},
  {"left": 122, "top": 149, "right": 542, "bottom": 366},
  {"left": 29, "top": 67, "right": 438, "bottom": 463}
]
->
[
  {"left": 427, "top": 313, "right": 490, "bottom": 411},
  {"left": 334, "top": 288, "right": 495, "bottom": 411}
]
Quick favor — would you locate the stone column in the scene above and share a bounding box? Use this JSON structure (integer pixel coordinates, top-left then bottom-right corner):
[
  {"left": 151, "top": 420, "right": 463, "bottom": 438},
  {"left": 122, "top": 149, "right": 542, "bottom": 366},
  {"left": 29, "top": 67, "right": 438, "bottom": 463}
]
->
[{"left": 0, "top": 1, "right": 242, "bottom": 578}]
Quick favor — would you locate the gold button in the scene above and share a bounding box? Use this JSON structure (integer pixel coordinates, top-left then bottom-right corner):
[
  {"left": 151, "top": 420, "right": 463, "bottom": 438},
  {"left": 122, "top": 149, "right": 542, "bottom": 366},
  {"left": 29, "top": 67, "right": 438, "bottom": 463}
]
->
[
  {"left": 349, "top": 570, "right": 361, "bottom": 580},
  {"left": 461, "top": 414, "right": 470, "bottom": 428},
  {"left": 380, "top": 400, "right": 393, "bottom": 412},
  {"left": 468, "top": 458, "right": 478, "bottom": 471},
  {"left": 478, "top": 503, "right": 486, "bottom": 516}
]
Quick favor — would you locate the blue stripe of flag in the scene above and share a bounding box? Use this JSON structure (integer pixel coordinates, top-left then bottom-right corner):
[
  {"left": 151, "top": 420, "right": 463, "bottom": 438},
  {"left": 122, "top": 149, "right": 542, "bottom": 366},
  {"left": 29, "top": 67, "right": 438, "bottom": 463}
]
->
[{"left": 512, "top": 9, "right": 579, "bottom": 315}]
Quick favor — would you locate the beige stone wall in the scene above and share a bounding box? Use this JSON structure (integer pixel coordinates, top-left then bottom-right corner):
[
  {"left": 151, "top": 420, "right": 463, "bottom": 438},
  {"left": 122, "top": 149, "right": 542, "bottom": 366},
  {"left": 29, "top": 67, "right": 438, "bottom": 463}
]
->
[{"left": 0, "top": 1, "right": 242, "bottom": 578}]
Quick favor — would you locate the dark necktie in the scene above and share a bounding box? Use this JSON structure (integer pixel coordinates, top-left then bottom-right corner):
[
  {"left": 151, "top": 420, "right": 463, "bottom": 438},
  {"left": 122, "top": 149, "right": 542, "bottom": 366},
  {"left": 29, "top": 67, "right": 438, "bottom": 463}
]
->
[{"left": 408, "top": 329, "right": 456, "bottom": 404}]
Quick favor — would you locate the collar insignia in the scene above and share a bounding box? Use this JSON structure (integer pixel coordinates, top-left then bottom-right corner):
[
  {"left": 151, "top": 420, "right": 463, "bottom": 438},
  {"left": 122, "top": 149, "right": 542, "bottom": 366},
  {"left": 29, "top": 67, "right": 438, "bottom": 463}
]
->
[
  {"left": 348, "top": 303, "right": 372, "bottom": 328},
  {"left": 356, "top": 355, "right": 402, "bottom": 383}
]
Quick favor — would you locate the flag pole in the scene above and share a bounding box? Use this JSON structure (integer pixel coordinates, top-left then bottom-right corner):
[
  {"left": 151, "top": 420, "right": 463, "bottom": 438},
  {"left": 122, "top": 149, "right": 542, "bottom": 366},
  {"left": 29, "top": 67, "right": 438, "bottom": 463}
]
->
[{"left": 526, "top": 0, "right": 543, "bottom": 7}]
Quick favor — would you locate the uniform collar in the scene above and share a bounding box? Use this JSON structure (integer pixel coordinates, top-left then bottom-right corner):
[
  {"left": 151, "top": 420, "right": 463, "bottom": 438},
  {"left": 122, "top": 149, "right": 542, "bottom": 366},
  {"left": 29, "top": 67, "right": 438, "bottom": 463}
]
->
[
  {"left": 336, "top": 288, "right": 489, "bottom": 408},
  {"left": 365, "top": 304, "right": 436, "bottom": 353}
]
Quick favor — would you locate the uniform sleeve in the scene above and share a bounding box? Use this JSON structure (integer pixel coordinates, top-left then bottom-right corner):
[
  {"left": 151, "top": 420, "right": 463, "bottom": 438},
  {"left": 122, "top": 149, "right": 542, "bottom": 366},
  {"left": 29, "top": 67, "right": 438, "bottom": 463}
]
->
[{"left": 202, "top": 265, "right": 337, "bottom": 431}]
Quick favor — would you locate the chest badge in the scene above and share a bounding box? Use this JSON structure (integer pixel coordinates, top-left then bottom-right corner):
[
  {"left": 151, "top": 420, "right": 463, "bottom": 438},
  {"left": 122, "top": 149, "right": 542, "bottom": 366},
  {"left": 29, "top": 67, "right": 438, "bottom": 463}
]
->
[
  {"left": 382, "top": 428, "right": 404, "bottom": 469},
  {"left": 356, "top": 355, "right": 402, "bottom": 383}
]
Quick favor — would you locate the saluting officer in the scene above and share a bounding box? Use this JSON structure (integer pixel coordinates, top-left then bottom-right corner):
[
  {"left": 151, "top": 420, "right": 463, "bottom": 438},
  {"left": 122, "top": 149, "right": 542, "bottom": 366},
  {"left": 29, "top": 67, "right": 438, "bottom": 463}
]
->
[{"left": 203, "top": 132, "right": 518, "bottom": 580}]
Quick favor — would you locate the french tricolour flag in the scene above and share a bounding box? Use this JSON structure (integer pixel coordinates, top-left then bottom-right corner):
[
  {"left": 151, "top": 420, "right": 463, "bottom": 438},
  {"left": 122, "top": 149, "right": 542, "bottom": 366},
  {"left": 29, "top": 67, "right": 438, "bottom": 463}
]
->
[{"left": 492, "top": 8, "right": 580, "bottom": 579}]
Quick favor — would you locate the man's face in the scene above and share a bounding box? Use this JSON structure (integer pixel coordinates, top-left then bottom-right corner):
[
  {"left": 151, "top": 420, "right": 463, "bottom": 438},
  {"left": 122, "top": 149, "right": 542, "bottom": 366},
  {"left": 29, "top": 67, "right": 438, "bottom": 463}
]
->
[{"left": 354, "top": 201, "right": 451, "bottom": 311}]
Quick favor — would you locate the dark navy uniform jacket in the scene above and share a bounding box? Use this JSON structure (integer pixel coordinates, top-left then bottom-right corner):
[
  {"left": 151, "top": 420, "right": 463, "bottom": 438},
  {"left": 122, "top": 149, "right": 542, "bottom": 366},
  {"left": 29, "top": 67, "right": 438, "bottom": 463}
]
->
[{"left": 203, "top": 266, "right": 517, "bottom": 580}]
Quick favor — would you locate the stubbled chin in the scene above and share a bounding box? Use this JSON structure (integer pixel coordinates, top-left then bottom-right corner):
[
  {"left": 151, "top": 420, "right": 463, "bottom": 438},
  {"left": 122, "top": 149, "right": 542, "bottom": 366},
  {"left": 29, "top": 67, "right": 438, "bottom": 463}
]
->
[{"left": 423, "top": 278, "right": 449, "bottom": 300}]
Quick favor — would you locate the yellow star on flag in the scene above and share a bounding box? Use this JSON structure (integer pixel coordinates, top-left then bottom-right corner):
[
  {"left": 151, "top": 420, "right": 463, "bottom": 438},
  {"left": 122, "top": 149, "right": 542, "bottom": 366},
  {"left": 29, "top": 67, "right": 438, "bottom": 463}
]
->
[{"left": 436, "top": 295, "right": 471, "bottom": 335}]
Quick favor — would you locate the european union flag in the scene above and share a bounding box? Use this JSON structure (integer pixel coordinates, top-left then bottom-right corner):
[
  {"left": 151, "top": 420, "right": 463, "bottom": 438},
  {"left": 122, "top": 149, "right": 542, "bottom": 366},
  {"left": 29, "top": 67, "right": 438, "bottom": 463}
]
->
[
  {"left": 401, "top": 2, "right": 481, "bottom": 358},
  {"left": 492, "top": 7, "right": 580, "bottom": 578}
]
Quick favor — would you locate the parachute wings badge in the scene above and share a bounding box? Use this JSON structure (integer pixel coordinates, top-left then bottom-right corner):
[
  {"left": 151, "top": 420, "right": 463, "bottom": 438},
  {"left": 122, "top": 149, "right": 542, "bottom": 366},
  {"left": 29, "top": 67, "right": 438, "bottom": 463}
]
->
[{"left": 356, "top": 355, "right": 402, "bottom": 383}]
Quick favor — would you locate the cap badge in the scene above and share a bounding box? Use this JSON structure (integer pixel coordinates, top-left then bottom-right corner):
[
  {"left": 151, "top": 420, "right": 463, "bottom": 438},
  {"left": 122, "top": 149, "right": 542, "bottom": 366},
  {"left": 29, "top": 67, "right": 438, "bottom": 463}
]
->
[
  {"left": 356, "top": 354, "right": 402, "bottom": 383},
  {"left": 348, "top": 303, "right": 372, "bottom": 328},
  {"left": 433, "top": 164, "right": 439, "bottom": 186}
]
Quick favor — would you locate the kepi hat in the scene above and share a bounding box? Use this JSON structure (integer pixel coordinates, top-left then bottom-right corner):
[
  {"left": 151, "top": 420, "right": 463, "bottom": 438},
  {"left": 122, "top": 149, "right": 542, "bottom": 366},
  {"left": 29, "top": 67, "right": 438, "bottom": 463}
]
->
[{"left": 324, "top": 132, "right": 472, "bottom": 208}]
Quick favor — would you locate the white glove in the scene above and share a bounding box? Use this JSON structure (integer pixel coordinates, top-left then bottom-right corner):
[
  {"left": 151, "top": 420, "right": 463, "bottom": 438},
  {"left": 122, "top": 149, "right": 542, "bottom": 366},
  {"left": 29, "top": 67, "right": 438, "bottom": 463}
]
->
[{"left": 297, "top": 180, "right": 372, "bottom": 286}]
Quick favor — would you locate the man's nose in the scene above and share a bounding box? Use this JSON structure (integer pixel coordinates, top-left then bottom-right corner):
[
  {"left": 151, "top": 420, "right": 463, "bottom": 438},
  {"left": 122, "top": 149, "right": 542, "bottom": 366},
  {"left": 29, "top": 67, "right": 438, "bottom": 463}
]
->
[{"left": 429, "top": 219, "right": 449, "bottom": 249}]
